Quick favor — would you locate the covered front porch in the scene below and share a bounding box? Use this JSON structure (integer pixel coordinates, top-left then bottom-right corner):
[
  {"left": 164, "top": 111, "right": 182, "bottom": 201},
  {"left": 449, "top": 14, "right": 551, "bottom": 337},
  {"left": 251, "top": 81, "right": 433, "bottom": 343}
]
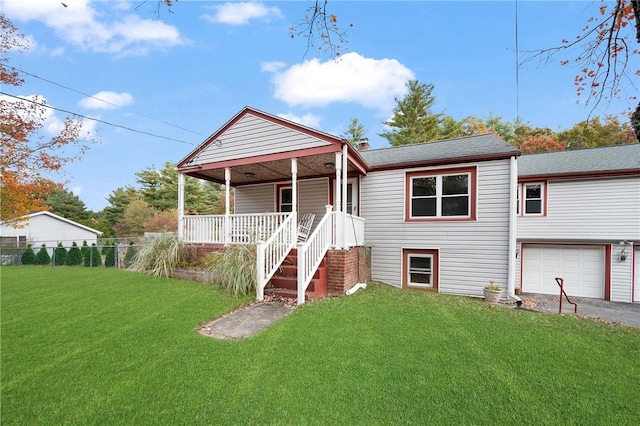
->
[{"left": 176, "top": 107, "right": 370, "bottom": 304}]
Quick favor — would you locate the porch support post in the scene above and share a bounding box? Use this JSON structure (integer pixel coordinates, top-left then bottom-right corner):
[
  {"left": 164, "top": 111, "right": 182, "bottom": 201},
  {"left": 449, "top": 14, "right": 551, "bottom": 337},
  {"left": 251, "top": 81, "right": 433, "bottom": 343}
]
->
[
  {"left": 341, "top": 143, "right": 348, "bottom": 248},
  {"left": 291, "top": 158, "right": 298, "bottom": 217},
  {"left": 334, "top": 151, "right": 343, "bottom": 249},
  {"left": 224, "top": 167, "right": 231, "bottom": 245},
  {"left": 177, "top": 172, "right": 185, "bottom": 240}
]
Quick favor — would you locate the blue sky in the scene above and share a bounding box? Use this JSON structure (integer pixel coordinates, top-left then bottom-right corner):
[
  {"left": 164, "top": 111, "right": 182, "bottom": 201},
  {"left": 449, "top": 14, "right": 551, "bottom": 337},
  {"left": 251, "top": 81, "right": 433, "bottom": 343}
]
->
[{"left": 2, "top": 0, "right": 635, "bottom": 211}]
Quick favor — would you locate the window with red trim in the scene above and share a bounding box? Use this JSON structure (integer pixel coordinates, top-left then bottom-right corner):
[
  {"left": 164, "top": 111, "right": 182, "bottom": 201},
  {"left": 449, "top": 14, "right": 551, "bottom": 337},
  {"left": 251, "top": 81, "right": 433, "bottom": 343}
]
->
[{"left": 405, "top": 167, "right": 476, "bottom": 221}]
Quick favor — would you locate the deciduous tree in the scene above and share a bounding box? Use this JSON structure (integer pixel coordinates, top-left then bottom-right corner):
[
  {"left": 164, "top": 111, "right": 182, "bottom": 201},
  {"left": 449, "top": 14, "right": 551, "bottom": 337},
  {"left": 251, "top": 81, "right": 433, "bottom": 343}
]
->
[{"left": 0, "top": 14, "right": 91, "bottom": 224}]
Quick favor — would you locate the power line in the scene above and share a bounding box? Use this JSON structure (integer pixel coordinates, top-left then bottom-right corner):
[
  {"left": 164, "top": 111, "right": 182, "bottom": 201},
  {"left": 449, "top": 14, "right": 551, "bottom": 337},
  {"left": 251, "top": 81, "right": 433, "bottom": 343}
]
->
[
  {"left": 11, "top": 66, "right": 207, "bottom": 138},
  {"left": 0, "top": 91, "right": 195, "bottom": 146}
]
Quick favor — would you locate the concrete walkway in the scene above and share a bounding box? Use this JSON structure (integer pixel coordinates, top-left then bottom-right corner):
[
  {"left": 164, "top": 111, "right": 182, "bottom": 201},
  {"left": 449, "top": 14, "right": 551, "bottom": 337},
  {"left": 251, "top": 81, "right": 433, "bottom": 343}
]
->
[
  {"left": 198, "top": 301, "right": 294, "bottom": 339},
  {"left": 520, "top": 293, "right": 640, "bottom": 328}
]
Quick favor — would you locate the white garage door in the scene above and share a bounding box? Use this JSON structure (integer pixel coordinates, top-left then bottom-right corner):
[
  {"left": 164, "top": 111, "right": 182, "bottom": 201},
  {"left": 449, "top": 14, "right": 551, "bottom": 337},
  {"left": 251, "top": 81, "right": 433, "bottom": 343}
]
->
[
  {"left": 522, "top": 245, "right": 605, "bottom": 298},
  {"left": 635, "top": 248, "right": 640, "bottom": 304}
]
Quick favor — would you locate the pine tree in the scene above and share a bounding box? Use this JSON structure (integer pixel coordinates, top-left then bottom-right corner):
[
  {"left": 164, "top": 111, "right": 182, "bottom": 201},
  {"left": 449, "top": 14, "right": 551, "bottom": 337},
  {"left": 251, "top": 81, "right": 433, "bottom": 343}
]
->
[
  {"left": 53, "top": 242, "right": 67, "bottom": 266},
  {"left": 124, "top": 242, "right": 137, "bottom": 268},
  {"left": 35, "top": 244, "right": 51, "bottom": 265},
  {"left": 342, "top": 118, "right": 366, "bottom": 146},
  {"left": 379, "top": 80, "right": 442, "bottom": 146},
  {"left": 81, "top": 240, "right": 90, "bottom": 263},
  {"left": 86, "top": 243, "right": 102, "bottom": 267},
  {"left": 104, "top": 244, "right": 116, "bottom": 267},
  {"left": 66, "top": 242, "right": 83, "bottom": 266},
  {"left": 21, "top": 244, "right": 37, "bottom": 265}
]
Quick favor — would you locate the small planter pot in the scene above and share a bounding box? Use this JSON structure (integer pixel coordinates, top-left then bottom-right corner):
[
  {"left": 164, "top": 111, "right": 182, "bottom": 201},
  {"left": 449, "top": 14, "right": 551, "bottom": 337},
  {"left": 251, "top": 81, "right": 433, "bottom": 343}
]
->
[{"left": 483, "top": 288, "right": 503, "bottom": 305}]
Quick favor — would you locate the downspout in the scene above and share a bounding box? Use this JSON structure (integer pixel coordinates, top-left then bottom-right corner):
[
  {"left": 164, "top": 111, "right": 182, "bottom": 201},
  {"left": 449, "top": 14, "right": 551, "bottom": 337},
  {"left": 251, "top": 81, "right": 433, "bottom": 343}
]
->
[
  {"left": 507, "top": 155, "right": 522, "bottom": 305},
  {"left": 177, "top": 171, "right": 185, "bottom": 240}
]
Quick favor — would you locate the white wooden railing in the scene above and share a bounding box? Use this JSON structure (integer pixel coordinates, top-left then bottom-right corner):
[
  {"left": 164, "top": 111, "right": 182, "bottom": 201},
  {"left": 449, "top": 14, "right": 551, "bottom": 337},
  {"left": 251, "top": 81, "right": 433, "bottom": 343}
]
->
[
  {"left": 183, "top": 213, "right": 289, "bottom": 244},
  {"left": 297, "top": 205, "right": 333, "bottom": 305},
  {"left": 256, "top": 213, "right": 296, "bottom": 301},
  {"left": 343, "top": 213, "right": 365, "bottom": 247}
]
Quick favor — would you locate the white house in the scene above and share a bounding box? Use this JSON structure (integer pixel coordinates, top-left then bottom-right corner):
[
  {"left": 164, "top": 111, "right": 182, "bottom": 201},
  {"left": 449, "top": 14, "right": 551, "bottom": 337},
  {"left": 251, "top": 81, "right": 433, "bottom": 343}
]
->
[
  {"left": 176, "top": 107, "right": 520, "bottom": 304},
  {"left": 516, "top": 144, "right": 640, "bottom": 303},
  {"left": 0, "top": 211, "right": 102, "bottom": 251}
]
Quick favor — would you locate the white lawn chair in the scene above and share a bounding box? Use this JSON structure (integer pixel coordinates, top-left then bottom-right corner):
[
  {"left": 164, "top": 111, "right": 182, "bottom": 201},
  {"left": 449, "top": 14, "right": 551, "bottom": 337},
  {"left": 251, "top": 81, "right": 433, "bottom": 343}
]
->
[{"left": 297, "top": 212, "right": 315, "bottom": 243}]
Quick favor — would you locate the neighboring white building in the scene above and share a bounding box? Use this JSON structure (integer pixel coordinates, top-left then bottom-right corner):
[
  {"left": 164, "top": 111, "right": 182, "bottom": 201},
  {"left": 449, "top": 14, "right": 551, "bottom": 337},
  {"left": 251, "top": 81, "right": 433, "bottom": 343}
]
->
[
  {"left": 0, "top": 211, "right": 102, "bottom": 250},
  {"left": 516, "top": 144, "right": 640, "bottom": 303}
]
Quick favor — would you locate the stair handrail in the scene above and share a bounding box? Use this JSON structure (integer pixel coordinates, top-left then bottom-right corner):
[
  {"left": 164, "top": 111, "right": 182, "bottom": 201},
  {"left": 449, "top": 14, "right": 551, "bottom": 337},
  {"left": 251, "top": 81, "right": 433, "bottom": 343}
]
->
[
  {"left": 555, "top": 277, "right": 578, "bottom": 314},
  {"left": 297, "top": 205, "right": 333, "bottom": 305},
  {"left": 256, "top": 212, "right": 296, "bottom": 301}
]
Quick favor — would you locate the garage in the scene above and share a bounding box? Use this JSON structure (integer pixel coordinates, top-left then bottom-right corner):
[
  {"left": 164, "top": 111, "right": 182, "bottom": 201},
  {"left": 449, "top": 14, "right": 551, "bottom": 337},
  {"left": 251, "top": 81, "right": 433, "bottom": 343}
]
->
[{"left": 522, "top": 245, "right": 605, "bottom": 298}]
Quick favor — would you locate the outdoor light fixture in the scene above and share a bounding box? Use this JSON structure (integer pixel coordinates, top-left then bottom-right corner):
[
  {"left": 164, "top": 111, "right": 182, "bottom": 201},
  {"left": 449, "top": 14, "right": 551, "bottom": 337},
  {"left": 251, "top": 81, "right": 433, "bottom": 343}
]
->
[
  {"left": 618, "top": 240, "right": 632, "bottom": 262},
  {"left": 244, "top": 172, "right": 255, "bottom": 178},
  {"left": 324, "top": 162, "right": 335, "bottom": 170},
  {"left": 515, "top": 248, "right": 520, "bottom": 258}
]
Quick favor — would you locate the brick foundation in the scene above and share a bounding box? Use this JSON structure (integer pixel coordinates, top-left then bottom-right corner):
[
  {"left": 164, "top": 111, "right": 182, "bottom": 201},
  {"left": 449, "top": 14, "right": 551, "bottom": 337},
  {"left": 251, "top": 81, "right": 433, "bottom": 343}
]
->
[{"left": 326, "top": 246, "right": 371, "bottom": 295}]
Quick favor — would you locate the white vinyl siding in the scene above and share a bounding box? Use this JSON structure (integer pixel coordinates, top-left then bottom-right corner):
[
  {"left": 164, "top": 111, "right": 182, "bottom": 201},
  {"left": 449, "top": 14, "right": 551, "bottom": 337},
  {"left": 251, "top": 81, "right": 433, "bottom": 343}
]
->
[
  {"left": 518, "top": 176, "right": 640, "bottom": 241},
  {"left": 521, "top": 245, "right": 604, "bottom": 298},
  {"left": 361, "top": 159, "right": 512, "bottom": 297},
  {"left": 196, "top": 114, "right": 329, "bottom": 164},
  {"left": 234, "top": 178, "right": 329, "bottom": 229},
  {"left": 610, "top": 246, "right": 633, "bottom": 303}
]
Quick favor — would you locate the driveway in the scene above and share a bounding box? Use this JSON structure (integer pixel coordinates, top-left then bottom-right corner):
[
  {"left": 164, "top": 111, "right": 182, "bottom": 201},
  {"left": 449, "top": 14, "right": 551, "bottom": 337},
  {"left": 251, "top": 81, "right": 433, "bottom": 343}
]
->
[{"left": 520, "top": 293, "right": 640, "bottom": 328}]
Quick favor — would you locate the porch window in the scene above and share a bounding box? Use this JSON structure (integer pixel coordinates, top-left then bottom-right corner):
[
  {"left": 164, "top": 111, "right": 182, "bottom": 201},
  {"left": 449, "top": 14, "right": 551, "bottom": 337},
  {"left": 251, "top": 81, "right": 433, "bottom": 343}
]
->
[
  {"left": 279, "top": 187, "right": 293, "bottom": 212},
  {"left": 523, "top": 183, "right": 545, "bottom": 215},
  {"left": 405, "top": 167, "right": 476, "bottom": 221},
  {"left": 402, "top": 249, "right": 439, "bottom": 290}
]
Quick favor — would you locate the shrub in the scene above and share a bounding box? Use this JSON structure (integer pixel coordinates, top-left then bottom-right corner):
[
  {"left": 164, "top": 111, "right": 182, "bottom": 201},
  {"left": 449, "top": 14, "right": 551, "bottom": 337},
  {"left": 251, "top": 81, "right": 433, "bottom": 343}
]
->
[
  {"left": 84, "top": 243, "right": 102, "bottom": 267},
  {"left": 129, "top": 233, "right": 187, "bottom": 277},
  {"left": 123, "top": 242, "right": 137, "bottom": 268},
  {"left": 66, "top": 242, "right": 83, "bottom": 266},
  {"left": 53, "top": 242, "right": 67, "bottom": 266},
  {"left": 104, "top": 245, "right": 116, "bottom": 267},
  {"left": 204, "top": 245, "right": 257, "bottom": 297},
  {"left": 80, "top": 241, "right": 90, "bottom": 261},
  {"left": 35, "top": 244, "right": 51, "bottom": 265},
  {"left": 20, "top": 245, "right": 37, "bottom": 265}
]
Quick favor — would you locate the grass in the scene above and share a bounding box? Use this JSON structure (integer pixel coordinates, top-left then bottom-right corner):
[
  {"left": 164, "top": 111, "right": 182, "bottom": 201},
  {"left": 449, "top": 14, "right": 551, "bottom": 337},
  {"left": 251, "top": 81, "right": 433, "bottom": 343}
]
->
[{"left": 2, "top": 267, "right": 639, "bottom": 425}]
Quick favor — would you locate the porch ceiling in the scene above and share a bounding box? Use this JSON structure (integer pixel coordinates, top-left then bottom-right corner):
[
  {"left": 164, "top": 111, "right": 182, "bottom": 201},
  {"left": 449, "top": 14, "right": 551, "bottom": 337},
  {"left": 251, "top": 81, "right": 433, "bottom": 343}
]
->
[{"left": 185, "top": 152, "right": 362, "bottom": 186}]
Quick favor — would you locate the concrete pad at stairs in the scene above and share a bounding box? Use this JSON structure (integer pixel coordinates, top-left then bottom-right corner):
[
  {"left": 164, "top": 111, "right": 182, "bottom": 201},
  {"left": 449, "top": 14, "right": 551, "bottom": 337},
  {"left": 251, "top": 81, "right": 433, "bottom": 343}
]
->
[{"left": 198, "top": 302, "right": 294, "bottom": 339}]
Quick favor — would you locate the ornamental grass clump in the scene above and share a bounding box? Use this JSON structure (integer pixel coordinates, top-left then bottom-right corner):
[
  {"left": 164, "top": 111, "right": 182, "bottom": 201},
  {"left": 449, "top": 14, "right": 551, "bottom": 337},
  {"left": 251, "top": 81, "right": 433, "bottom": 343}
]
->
[
  {"left": 129, "top": 233, "right": 186, "bottom": 278},
  {"left": 204, "top": 245, "right": 257, "bottom": 297}
]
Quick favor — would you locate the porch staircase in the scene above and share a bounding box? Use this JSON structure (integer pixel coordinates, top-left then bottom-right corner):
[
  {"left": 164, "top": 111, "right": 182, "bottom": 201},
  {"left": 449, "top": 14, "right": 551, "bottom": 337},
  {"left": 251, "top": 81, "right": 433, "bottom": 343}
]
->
[{"left": 265, "top": 248, "right": 328, "bottom": 302}]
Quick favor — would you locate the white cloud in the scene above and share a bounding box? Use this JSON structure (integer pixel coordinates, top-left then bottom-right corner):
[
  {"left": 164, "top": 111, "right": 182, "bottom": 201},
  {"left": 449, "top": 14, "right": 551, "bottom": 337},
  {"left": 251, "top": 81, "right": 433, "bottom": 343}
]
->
[
  {"left": 78, "top": 91, "right": 134, "bottom": 110},
  {"left": 203, "top": 2, "right": 283, "bottom": 25},
  {"left": 267, "top": 52, "right": 415, "bottom": 112},
  {"left": 0, "top": 0, "right": 185, "bottom": 55},
  {"left": 71, "top": 186, "right": 83, "bottom": 196},
  {"left": 277, "top": 112, "right": 322, "bottom": 129},
  {"left": 260, "top": 61, "right": 286, "bottom": 73}
]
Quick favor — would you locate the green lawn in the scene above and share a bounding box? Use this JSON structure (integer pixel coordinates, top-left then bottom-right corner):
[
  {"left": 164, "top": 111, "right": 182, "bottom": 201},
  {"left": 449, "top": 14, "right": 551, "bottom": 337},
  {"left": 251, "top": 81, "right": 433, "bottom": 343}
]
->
[{"left": 2, "top": 267, "right": 639, "bottom": 425}]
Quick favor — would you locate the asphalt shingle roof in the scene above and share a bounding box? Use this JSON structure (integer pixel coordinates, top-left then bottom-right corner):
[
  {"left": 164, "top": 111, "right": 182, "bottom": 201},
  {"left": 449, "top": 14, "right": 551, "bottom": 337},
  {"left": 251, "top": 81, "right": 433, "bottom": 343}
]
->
[
  {"left": 359, "top": 133, "right": 520, "bottom": 167},
  {"left": 518, "top": 144, "right": 640, "bottom": 177}
]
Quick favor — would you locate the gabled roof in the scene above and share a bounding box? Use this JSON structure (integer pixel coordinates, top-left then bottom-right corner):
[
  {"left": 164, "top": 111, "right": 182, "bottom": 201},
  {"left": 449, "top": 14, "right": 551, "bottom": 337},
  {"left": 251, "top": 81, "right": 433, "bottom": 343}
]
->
[
  {"left": 1, "top": 211, "right": 103, "bottom": 234},
  {"left": 518, "top": 144, "right": 640, "bottom": 179},
  {"left": 360, "top": 133, "right": 520, "bottom": 169}
]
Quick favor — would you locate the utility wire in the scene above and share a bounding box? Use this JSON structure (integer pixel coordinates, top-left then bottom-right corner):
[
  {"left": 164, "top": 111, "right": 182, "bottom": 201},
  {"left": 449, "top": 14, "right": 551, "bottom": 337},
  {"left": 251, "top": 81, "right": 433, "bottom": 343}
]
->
[
  {"left": 11, "top": 66, "right": 207, "bottom": 138},
  {"left": 0, "top": 91, "right": 195, "bottom": 146}
]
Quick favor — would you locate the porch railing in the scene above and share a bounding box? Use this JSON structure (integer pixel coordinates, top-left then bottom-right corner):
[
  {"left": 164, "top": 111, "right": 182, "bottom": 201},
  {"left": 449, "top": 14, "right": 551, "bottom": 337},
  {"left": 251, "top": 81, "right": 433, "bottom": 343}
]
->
[
  {"left": 183, "top": 213, "right": 289, "bottom": 244},
  {"left": 342, "top": 213, "right": 365, "bottom": 247},
  {"left": 256, "top": 213, "right": 296, "bottom": 301},
  {"left": 297, "top": 205, "right": 334, "bottom": 305}
]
